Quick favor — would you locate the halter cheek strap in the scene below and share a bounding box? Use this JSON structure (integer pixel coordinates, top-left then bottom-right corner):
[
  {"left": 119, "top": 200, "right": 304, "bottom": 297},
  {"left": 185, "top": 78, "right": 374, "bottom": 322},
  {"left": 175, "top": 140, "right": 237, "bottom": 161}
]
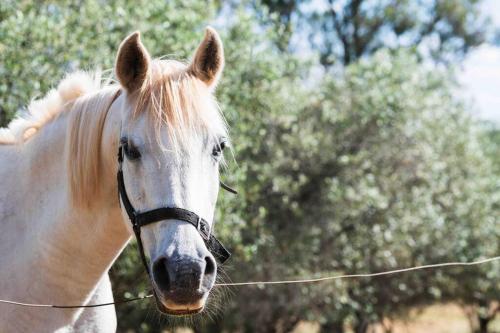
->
[{"left": 117, "top": 146, "right": 231, "bottom": 277}]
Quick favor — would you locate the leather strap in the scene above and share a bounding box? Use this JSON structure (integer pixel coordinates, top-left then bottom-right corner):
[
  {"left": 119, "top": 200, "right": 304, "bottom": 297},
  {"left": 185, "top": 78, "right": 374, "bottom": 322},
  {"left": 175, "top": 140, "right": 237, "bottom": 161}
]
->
[
  {"left": 220, "top": 180, "right": 238, "bottom": 194},
  {"left": 117, "top": 146, "right": 231, "bottom": 277}
]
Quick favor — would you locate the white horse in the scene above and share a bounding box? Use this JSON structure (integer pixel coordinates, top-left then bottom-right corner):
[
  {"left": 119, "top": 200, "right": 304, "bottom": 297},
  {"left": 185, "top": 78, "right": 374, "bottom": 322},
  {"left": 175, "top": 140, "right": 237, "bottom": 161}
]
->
[{"left": 0, "top": 27, "right": 229, "bottom": 332}]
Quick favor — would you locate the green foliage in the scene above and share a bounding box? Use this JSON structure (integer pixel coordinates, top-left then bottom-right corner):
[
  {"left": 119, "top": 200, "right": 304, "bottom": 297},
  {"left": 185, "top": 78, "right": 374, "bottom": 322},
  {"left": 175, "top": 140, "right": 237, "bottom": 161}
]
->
[
  {"left": 0, "top": 0, "right": 212, "bottom": 126},
  {"left": 211, "top": 48, "right": 499, "bottom": 332},
  {"left": 0, "top": 1, "right": 498, "bottom": 333}
]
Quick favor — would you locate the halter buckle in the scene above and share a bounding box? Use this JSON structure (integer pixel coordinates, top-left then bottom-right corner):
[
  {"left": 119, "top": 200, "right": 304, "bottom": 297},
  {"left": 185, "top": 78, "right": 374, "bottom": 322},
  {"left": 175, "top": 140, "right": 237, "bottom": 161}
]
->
[{"left": 197, "top": 218, "right": 211, "bottom": 240}]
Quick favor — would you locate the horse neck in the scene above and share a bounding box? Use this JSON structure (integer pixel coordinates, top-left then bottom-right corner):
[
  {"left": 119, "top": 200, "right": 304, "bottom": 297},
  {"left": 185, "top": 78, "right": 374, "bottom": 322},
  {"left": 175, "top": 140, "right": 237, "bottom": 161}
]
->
[{"left": 5, "top": 90, "right": 130, "bottom": 310}]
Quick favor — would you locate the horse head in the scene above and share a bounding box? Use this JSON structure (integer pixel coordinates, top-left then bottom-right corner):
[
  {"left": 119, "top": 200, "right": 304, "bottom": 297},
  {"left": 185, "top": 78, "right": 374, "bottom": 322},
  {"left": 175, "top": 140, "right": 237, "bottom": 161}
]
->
[{"left": 114, "top": 28, "right": 228, "bottom": 315}]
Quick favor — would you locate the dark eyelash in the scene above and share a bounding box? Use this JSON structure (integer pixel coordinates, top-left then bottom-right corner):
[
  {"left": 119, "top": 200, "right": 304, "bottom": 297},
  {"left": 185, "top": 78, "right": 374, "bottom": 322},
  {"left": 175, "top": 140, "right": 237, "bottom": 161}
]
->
[
  {"left": 121, "top": 138, "right": 141, "bottom": 160},
  {"left": 212, "top": 140, "right": 227, "bottom": 157}
]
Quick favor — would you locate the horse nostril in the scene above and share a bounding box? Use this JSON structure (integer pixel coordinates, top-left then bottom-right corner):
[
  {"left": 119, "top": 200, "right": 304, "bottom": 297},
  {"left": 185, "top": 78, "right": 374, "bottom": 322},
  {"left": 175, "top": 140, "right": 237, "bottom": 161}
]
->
[
  {"left": 205, "top": 255, "right": 216, "bottom": 276},
  {"left": 152, "top": 258, "right": 171, "bottom": 292}
]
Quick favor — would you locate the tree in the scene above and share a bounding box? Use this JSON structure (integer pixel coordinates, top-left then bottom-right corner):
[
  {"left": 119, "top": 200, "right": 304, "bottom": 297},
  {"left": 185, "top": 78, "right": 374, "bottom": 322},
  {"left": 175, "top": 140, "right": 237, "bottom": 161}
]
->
[
  {"left": 258, "top": 0, "right": 489, "bottom": 66},
  {"left": 210, "top": 49, "right": 499, "bottom": 333}
]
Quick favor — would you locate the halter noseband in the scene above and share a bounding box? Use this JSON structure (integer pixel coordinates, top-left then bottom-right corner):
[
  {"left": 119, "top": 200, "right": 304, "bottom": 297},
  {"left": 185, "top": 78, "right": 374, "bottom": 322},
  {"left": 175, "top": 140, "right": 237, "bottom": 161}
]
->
[{"left": 110, "top": 89, "right": 232, "bottom": 278}]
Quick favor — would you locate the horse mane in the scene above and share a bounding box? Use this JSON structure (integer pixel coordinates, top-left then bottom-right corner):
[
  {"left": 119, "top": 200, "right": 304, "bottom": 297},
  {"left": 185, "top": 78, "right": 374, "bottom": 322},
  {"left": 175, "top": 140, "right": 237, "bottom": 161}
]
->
[
  {"left": 0, "top": 71, "right": 106, "bottom": 145},
  {"left": 67, "top": 83, "right": 120, "bottom": 208},
  {"left": 134, "top": 60, "right": 228, "bottom": 151}
]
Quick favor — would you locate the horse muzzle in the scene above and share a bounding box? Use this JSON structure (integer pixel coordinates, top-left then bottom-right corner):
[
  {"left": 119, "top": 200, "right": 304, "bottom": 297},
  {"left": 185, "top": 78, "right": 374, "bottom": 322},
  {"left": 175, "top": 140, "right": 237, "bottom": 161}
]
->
[{"left": 151, "top": 254, "right": 216, "bottom": 315}]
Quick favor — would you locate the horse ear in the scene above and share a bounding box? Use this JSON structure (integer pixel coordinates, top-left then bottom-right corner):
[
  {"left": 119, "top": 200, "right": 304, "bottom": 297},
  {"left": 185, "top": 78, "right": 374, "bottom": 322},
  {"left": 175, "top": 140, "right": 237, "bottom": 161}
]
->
[
  {"left": 189, "top": 27, "right": 224, "bottom": 88},
  {"left": 115, "top": 32, "right": 150, "bottom": 92}
]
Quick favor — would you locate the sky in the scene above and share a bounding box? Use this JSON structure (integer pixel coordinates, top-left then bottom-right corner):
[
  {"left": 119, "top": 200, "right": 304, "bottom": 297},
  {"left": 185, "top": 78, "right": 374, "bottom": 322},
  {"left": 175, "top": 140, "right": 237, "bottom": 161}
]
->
[{"left": 460, "top": 0, "right": 500, "bottom": 124}]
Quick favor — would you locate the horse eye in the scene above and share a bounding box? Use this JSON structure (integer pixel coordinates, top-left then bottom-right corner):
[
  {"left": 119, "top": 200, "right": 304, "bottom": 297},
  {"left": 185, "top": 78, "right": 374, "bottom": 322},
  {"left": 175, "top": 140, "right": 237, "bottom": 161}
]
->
[
  {"left": 212, "top": 140, "right": 227, "bottom": 158},
  {"left": 123, "top": 142, "right": 141, "bottom": 160}
]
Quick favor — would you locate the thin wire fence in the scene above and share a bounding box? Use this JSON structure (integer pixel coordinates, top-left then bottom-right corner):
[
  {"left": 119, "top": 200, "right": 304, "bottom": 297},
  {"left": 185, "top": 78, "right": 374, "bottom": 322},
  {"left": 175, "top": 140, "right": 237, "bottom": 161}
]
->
[{"left": 0, "top": 255, "right": 498, "bottom": 309}]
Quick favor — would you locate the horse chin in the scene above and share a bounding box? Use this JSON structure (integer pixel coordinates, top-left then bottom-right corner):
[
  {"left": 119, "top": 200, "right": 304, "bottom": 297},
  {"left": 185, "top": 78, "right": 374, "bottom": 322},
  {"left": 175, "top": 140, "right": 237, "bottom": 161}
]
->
[{"left": 154, "top": 294, "right": 206, "bottom": 316}]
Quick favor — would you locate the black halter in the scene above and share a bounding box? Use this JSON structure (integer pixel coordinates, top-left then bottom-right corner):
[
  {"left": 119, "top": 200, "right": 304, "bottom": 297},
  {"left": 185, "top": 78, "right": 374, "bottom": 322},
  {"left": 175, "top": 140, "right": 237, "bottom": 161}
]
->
[{"left": 117, "top": 146, "right": 232, "bottom": 278}]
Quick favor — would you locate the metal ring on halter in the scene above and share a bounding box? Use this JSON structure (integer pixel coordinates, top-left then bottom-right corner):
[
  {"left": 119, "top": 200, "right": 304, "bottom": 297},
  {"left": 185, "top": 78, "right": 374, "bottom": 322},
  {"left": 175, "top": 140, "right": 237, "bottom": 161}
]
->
[{"left": 196, "top": 217, "right": 202, "bottom": 231}]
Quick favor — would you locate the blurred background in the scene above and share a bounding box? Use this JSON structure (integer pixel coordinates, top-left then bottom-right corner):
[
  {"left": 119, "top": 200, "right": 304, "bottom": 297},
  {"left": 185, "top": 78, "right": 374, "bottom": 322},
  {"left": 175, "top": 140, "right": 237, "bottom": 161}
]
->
[{"left": 0, "top": 1, "right": 499, "bottom": 332}]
